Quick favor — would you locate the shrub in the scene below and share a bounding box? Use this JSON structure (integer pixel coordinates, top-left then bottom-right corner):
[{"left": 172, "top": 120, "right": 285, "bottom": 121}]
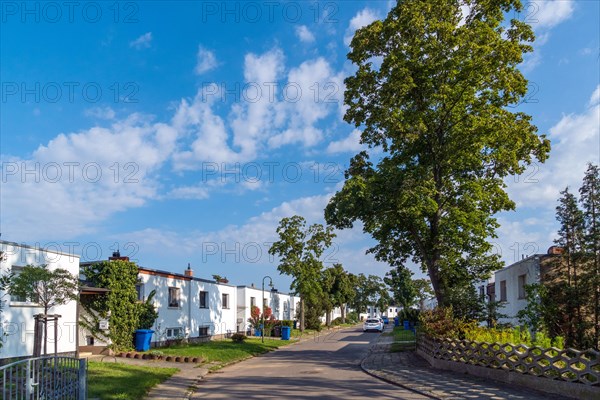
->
[
  {"left": 419, "top": 307, "right": 463, "bottom": 339},
  {"left": 346, "top": 311, "right": 359, "bottom": 323},
  {"left": 280, "top": 320, "right": 294, "bottom": 328},
  {"left": 231, "top": 333, "right": 247, "bottom": 343},
  {"left": 397, "top": 308, "right": 420, "bottom": 324},
  {"left": 332, "top": 317, "right": 343, "bottom": 325}
]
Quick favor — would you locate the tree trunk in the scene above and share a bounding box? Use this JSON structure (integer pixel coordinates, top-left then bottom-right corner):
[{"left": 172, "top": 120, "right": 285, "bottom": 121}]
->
[
  {"left": 340, "top": 303, "right": 346, "bottom": 323},
  {"left": 300, "top": 298, "right": 305, "bottom": 332},
  {"left": 325, "top": 310, "right": 331, "bottom": 327}
]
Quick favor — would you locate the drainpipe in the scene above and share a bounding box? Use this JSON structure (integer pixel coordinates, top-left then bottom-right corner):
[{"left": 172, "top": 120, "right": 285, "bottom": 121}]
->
[{"left": 188, "top": 279, "right": 192, "bottom": 338}]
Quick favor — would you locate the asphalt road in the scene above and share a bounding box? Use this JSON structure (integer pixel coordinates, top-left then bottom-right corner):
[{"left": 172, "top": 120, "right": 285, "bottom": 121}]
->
[{"left": 191, "top": 326, "right": 428, "bottom": 399}]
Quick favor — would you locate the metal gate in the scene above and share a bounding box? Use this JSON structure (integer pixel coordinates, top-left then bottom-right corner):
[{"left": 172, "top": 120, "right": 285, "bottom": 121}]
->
[{"left": 0, "top": 356, "right": 86, "bottom": 399}]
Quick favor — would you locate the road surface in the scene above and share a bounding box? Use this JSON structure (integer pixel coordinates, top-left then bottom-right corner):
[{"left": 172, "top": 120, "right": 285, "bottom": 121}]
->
[{"left": 191, "top": 326, "right": 427, "bottom": 399}]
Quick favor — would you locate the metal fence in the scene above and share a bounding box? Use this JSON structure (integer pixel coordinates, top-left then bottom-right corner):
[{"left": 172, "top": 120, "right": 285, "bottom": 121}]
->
[{"left": 1, "top": 356, "right": 86, "bottom": 399}]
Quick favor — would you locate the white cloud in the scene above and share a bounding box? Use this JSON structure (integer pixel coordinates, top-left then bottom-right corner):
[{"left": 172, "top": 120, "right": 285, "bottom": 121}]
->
[
  {"left": 295, "top": 25, "right": 315, "bottom": 43},
  {"left": 195, "top": 46, "right": 218, "bottom": 75},
  {"left": 84, "top": 106, "right": 116, "bottom": 120},
  {"left": 1, "top": 114, "right": 179, "bottom": 239},
  {"left": 168, "top": 185, "right": 210, "bottom": 200},
  {"left": 129, "top": 32, "right": 152, "bottom": 49},
  {"left": 506, "top": 85, "right": 600, "bottom": 209},
  {"left": 589, "top": 85, "right": 600, "bottom": 106},
  {"left": 326, "top": 129, "right": 364, "bottom": 154},
  {"left": 344, "top": 8, "right": 380, "bottom": 46},
  {"left": 534, "top": 0, "right": 575, "bottom": 29}
]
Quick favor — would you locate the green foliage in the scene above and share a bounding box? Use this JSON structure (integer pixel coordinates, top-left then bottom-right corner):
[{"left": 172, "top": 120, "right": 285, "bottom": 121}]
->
[
  {"left": 9, "top": 264, "right": 78, "bottom": 315},
  {"left": 444, "top": 284, "right": 485, "bottom": 321},
  {"left": 346, "top": 311, "right": 359, "bottom": 323},
  {"left": 325, "top": 0, "right": 550, "bottom": 308},
  {"left": 412, "top": 278, "right": 434, "bottom": 311},
  {"left": 81, "top": 259, "right": 141, "bottom": 351},
  {"left": 384, "top": 266, "right": 416, "bottom": 310},
  {"left": 0, "top": 255, "right": 12, "bottom": 350},
  {"left": 279, "top": 320, "right": 294, "bottom": 328},
  {"left": 138, "top": 290, "right": 159, "bottom": 330},
  {"left": 269, "top": 215, "right": 335, "bottom": 331},
  {"left": 349, "top": 273, "right": 385, "bottom": 314},
  {"left": 321, "top": 264, "right": 354, "bottom": 324},
  {"left": 302, "top": 296, "right": 324, "bottom": 331},
  {"left": 543, "top": 167, "right": 600, "bottom": 350},
  {"left": 230, "top": 333, "right": 247, "bottom": 343},
  {"left": 419, "top": 307, "right": 462, "bottom": 339},
  {"left": 462, "top": 324, "right": 564, "bottom": 349},
  {"left": 397, "top": 308, "right": 420, "bottom": 325}
]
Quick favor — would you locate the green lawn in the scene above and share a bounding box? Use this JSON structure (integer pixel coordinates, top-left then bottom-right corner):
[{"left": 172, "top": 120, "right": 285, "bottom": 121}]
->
[
  {"left": 87, "top": 361, "right": 178, "bottom": 400},
  {"left": 390, "top": 326, "right": 416, "bottom": 352},
  {"left": 159, "top": 337, "right": 289, "bottom": 367}
]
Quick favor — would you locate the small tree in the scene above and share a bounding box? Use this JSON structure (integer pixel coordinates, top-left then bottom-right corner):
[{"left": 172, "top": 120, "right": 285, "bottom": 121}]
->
[
  {"left": 269, "top": 215, "right": 336, "bottom": 331},
  {"left": 138, "top": 289, "right": 159, "bottom": 330},
  {"left": 9, "top": 264, "right": 78, "bottom": 355}
]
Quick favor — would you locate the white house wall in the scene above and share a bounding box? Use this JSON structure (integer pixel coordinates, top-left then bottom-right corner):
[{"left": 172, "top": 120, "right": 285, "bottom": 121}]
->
[
  {"left": 494, "top": 256, "right": 540, "bottom": 326},
  {"left": 0, "top": 241, "right": 79, "bottom": 360},
  {"left": 236, "top": 286, "right": 300, "bottom": 332},
  {"left": 138, "top": 270, "right": 238, "bottom": 343}
]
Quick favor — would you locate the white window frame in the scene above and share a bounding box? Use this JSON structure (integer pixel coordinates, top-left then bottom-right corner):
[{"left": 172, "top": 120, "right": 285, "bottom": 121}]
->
[
  {"left": 168, "top": 287, "right": 181, "bottom": 308},
  {"left": 199, "top": 291, "right": 209, "bottom": 309},
  {"left": 222, "top": 293, "right": 230, "bottom": 309},
  {"left": 166, "top": 327, "right": 183, "bottom": 339}
]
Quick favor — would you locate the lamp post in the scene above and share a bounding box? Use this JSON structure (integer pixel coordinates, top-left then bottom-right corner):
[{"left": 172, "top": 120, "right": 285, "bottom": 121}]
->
[{"left": 262, "top": 275, "right": 273, "bottom": 343}]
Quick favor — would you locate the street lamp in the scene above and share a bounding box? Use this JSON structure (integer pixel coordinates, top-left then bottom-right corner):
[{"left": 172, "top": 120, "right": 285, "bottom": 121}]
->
[{"left": 262, "top": 275, "right": 273, "bottom": 343}]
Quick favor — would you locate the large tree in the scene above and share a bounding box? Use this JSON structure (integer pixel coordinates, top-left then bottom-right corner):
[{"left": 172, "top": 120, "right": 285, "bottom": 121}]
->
[
  {"left": 269, "top": 215, "right": 336, "bottom": 331},
  {"left": 325, "top": 0, "right": 550, "bottom": 307},
  {"left": 580, "top": 163, "right": 600, "bottom": 348},
  {"left": 322, "top": 264, "right": 355, "bottom": 324}
]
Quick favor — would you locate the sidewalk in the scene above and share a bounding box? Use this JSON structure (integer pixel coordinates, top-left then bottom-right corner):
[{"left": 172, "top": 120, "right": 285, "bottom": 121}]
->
[{"left": 360, "top": 330, "right": 565, "bottom": 400}]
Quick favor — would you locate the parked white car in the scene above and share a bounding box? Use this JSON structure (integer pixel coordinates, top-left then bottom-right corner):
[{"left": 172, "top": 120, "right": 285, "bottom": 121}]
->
[{"left": 363, "top": 318, "right": 384, "bottom": 332}]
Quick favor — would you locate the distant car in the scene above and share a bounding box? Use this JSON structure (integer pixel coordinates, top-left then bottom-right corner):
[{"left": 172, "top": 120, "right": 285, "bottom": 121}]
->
[
  {"left": 363, "top": 318, "right": 384, "bottom": 332},
  {"left": 382, "top": 316, "right": 389, "bottom": 325}
]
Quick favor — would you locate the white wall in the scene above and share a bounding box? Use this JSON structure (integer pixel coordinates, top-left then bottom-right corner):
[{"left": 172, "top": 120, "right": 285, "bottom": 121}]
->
[
  {"left": 236, "top": 286, "right": 299, "bottom": 332},
  {"left": 0, "top": 241, "right": 79, "bottom": 359},
  {"left": 495, "top": 256, "right": 540, "bottom": 325},
  {"left": 138, "top": 270, "right": 238, "bottom": 343}
]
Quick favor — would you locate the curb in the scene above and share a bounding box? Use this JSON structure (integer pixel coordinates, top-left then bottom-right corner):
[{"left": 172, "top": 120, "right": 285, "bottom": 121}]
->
[{"left": 359, "top": 329, "right": 440, "bottom": 400}]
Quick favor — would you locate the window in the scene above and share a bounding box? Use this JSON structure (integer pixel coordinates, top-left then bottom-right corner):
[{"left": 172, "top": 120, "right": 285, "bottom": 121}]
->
[
  {"left": 222, "top": 293, "right": 230, "bottom": 309},
  {"left": 283, "top": 302, "right": 288, "bottom": 311},
  {"left": 166, "top": 327, "right": 183, "bottom": 338},
  {"left": 518, "top": 274, "right": 527, "bottom": 299},
  {"left": 500, "top": 280, "right": 507, "bottom": 302},
  {"left": 136, "top": 284, "right": 144, "bottom": 301},
  {"left": 199, "top": 326, "right": 209, "bottom": 337},
  {"left": 168, "top": 287, "right": 181, "bottom": 308},
  {"left": 199, "top": 291, "right": 208, "bottom": 308},
  {"left": 250, "top": 297, "right": 256, "bottom": 308},
  {"left": 479, "top": 285, "right": 485, "bottom": 300}
]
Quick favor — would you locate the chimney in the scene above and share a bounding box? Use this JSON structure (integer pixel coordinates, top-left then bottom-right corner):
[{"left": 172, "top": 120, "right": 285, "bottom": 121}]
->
[
  {"left": 250, "top": 283, "right": 255, "bottom": 288},
  {"left": 547, "top": 246, "right": 564, "bottom": 255},
  {"left": 109, "top": 250, "right": 129, "bottom": 261},
  {"left": 184, "top": 263, "right": 193, "bottom": 277}
]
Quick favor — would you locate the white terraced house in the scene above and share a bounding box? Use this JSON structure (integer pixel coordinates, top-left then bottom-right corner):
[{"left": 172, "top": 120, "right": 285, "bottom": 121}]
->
[
  {"left": 0, "top": 240, "right": 80, "bottom": 360},
  {"left": 236, "top": 285, "right": 300, "bottom": 333}
]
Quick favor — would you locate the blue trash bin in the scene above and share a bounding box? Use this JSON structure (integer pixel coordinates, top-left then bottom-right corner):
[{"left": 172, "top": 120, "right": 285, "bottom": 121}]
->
[
  {"left": 281, "top": 326, "right": 291, "bottom": 340},
  {"left": 403, "top": 320, "right": 410, "bottom": 330},
  {"left": 135, "top": 329, "right": 154, "bottom": 351},
  {"left": 394, "top": 317, "right": 399, "bottom": 327},
  {"left": 254, "top": 329, "right": 262, "bottom": 337}
]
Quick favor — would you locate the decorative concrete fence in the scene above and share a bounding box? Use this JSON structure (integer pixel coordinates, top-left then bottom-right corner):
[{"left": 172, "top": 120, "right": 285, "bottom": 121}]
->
[{"left": 417, "top": 335, "right": 599, "bottom": 386}]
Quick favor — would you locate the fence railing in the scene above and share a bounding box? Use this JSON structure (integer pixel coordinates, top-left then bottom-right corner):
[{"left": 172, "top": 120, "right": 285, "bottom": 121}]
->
[
  {"left": 417, "top": 335, "right": 599, "bottom": 386},
  {"left": 1, "top": 356, "right": 87, "bottom": 399}
]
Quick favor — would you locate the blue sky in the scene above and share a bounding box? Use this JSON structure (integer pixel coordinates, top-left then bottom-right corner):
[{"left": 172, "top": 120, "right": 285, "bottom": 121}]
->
[{"left": 1, "top": 1, "right": 598, "bottom": 291}]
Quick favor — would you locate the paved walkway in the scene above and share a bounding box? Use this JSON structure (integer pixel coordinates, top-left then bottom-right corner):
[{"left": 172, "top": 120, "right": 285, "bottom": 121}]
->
[{"left": 360, "top": 333, "right": 565, "bottom": 400}]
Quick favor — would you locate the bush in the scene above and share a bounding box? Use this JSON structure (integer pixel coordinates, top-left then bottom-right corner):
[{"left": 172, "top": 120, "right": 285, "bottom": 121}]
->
[
  {"left": 346, "top": 311, "right": 359, "bottom": 323},
  {"left": 397, "top": 308, "right": 420, "bottom": 325},
  {"left": 230, "top": 333, "right": 247, "bottom": 343},
  {"left": 279, "top": 320, "right": 294, "bottom": 328},
  {"left": 419, "top": 307, "right": 463, "bottom": 339},
  {"left": 332, "top": 317, "right": 343, "bottom": 325}
]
